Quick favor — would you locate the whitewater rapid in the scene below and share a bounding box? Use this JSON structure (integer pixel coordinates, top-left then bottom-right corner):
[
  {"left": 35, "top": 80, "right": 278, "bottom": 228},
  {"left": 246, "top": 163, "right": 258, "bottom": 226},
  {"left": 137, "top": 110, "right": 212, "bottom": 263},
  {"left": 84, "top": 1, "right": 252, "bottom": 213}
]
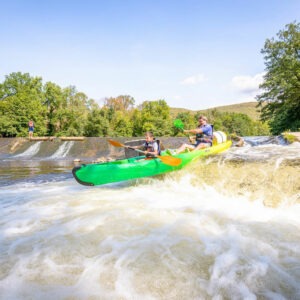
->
[{"left": 0, "top": 140, "right": 299, "bottom": 299}]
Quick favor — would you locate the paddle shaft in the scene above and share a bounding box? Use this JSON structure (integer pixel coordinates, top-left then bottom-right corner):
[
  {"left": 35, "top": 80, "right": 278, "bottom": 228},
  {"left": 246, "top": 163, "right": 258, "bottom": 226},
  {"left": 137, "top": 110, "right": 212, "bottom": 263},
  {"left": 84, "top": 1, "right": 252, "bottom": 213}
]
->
[
  {"left": 128, "top": 146, "right": 181, "bottom": 166},
  {"left": 174, "top": 122, "right": 194, "bottom": 143},
  {"left": 109, "top": 140, "right": 157, "bottom": 157},
  {"left": 125, "top": 146, "right": 158, "bottom": 157},
  {"left": 108, "top": 139, "right": 182, "bottom": 166}
]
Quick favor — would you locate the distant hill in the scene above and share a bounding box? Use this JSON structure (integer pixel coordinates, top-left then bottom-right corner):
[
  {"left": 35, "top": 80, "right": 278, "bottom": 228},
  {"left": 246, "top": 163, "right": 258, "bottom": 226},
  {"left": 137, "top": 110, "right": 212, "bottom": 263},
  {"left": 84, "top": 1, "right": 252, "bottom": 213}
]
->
[{"left": 170, "top": 102, "right": 261, "bottom": 120}]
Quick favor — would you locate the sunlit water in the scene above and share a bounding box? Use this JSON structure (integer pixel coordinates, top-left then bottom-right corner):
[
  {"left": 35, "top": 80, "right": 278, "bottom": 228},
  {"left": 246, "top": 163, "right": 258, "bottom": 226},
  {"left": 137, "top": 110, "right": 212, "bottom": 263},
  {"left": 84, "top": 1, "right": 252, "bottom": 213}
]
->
[
  {"left": 13, "top": 141, "right": 42, "bottom": 158},
  {"left": 0, "top": 139, "right": 299, "bottom": 299},
  {"left": 49, "top": 141, "right": 75, "bottom": 159}
]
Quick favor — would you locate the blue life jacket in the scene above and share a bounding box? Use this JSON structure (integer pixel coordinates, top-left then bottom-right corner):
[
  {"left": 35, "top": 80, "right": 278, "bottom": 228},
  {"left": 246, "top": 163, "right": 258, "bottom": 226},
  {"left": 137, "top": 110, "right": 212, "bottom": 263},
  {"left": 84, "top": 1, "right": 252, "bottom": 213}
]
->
[{"left": 195, "top": 124, "right": 213, "bottom": 145}]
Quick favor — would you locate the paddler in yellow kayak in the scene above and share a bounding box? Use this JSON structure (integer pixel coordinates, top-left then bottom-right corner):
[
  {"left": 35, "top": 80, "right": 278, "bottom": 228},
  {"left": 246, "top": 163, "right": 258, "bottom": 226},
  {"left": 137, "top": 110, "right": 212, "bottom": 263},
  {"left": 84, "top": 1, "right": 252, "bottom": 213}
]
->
[{"left": 169, "top": 115, "right": 213, "bottom": 154}]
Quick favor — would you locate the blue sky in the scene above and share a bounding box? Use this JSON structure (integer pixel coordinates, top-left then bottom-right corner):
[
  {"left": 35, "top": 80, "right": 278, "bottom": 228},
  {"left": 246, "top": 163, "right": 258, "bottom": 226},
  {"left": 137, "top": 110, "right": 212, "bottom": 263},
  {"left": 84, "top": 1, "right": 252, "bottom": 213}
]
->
[{"left": 0, "top": 0, "right": 299, "bottom": 109}]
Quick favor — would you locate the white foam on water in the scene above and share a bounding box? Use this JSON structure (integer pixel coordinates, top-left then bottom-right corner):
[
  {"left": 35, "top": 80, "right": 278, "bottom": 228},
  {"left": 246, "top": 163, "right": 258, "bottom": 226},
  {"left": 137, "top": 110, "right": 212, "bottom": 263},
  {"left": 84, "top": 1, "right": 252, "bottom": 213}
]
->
[
  {"left": 49, "top": 141, "right": 74, "bottom": 159},
  {"left": 0, "top": 173, "right": 300, "bottom": 299},
  {"left": 227, "top": 142, "right": 300, "bottom": 162},
  {"left": 13, "top": 141, "right": 42, "bottom": 158}
]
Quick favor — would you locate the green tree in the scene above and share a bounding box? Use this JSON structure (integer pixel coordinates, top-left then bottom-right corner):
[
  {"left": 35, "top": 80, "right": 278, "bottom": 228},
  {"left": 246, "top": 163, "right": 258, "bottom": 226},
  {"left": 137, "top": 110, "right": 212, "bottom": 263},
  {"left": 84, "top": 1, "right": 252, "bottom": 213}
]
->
[
  {"left": 114, "top": 112, "right": 133, "bottom": 137},
  {"left": 0, "top": 72, "right": 46, "bottom": 137},
  {"left": 131, "top": 108, "right": 143, "bottom": 136},
  {"left": 56, "top": 86, "right": 89, "bottom": 136},
  {"left": 44, "top": 81, "right": 64, "bottom": 136},
  {"left": 101, "top": 95, "right": 135, "bottom": 136},
  {"left": 84, "top": 108, "right": 111, "bottom": 136},
  {"left": 0, "top": 115, "right": 18, "bottom": 137},
  {"left": 257, "top": 22, "right": 300, "bottom": 134},
  {"left": 138, "top": 100, "right": 172, "bottom": 136}
]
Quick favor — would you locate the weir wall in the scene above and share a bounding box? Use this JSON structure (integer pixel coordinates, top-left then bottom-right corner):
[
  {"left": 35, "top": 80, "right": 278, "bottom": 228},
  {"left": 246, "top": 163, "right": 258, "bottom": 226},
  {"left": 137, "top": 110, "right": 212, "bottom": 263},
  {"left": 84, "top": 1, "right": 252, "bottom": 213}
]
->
[{"left": 0, "top": 137, "right": 187, "bottom": 160}]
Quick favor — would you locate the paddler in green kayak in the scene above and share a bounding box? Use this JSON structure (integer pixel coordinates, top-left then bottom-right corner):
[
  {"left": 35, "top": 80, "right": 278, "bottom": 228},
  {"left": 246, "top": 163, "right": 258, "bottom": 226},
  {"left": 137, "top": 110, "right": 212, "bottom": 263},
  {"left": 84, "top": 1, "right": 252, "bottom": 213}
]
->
[{"left": 131, "top": 131, "right": 161, "bottom": 156}]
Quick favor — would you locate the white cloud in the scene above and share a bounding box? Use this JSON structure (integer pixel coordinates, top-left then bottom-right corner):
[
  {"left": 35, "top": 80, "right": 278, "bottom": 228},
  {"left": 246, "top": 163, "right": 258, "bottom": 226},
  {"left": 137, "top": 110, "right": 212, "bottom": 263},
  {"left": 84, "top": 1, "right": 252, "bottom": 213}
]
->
[
  {"left": 231, "top": 73, "right": 264, "bottom": 93},
  {"left": 173, "top": 95, "right": 181, "bottom": 100},
  {"left": 180, "top": 74, "right": 206, "bottom": 85}
]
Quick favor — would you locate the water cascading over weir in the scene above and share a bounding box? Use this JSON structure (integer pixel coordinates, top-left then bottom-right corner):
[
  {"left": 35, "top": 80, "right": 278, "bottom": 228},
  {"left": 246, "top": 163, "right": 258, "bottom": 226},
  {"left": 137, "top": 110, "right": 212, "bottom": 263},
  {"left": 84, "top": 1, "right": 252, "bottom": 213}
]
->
[{"left": 0, "top": 137, "right": 188, "bottom": 161}]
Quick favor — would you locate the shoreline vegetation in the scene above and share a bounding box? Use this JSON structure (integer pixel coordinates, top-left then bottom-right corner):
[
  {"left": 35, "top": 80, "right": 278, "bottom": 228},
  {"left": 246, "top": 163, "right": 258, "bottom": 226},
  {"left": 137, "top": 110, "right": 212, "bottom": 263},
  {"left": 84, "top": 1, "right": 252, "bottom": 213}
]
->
[{"left": 0, "top": 71, "right": 269, "bottom": 139}]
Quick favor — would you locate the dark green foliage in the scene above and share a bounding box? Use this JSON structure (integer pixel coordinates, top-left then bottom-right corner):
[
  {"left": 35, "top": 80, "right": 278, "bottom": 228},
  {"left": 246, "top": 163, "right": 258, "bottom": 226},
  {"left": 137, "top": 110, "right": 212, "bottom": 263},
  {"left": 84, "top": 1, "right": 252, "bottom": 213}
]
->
[
  {"left": 257, "top": 22, "right": 300, "bottom": 134},
  {"left": 0, "top": 72, "right": 47, "bottom": 137},
  {"left": 137, "top": 100, "right": 172, "bottom": 136},
  {"left": 84, "top": 109, "right": 111, "bottom": 137}
]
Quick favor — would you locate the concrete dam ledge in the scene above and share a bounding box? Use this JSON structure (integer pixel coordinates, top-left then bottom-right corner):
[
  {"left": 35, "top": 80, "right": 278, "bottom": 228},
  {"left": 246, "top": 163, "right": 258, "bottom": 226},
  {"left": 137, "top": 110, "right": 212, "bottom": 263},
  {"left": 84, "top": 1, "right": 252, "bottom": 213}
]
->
[
  {"left": 28, "top": 136, "right": 85, "bottom": 141},
  {"left": 0, "top": 137, "right": 187, "bottom": 160}
]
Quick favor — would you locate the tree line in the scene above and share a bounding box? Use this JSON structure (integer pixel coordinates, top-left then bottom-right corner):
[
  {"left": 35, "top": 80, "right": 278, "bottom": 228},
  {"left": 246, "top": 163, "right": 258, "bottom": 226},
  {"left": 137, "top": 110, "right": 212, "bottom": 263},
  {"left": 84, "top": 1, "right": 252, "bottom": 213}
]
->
[
  {"left": 1, "top": 22, "right": 298, "bottom": 137},
  {"left": 257, "top": 22, "right": 300, "bottom": 135},
  {"left": 0, "top": 72, "right": 268, "bottom": 138}
]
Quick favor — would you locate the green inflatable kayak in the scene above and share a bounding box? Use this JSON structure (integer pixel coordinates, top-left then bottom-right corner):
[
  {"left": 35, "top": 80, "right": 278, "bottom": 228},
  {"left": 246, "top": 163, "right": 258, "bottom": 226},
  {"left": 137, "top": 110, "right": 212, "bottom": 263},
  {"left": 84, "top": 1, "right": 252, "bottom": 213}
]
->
[{"left": 72, "top": 140, "right": 232, "bottom": 186}]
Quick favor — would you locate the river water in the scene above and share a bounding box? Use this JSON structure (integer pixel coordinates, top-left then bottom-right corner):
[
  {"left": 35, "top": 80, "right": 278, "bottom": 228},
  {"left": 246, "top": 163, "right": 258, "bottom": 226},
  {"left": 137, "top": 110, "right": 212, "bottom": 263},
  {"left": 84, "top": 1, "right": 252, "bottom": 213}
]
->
[{"left": 0, "top": 137, "right": 299, "bottom": 299}]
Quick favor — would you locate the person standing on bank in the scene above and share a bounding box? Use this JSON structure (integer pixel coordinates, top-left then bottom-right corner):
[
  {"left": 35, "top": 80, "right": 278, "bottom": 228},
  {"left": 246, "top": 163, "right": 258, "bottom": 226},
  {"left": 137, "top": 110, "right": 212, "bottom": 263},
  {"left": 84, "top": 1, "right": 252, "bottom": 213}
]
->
[
  {"left": 173, "top": 116, "right": 213, "bottom": 154},
  {"left": 28, "top": 120, "right": 34, "bottom": 139}
]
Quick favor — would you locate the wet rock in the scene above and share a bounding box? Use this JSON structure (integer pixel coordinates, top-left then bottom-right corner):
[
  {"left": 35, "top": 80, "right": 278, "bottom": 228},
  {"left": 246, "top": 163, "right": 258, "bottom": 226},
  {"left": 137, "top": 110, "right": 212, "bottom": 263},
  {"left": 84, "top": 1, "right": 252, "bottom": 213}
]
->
[
  {"left": 230, "top": 134, "right": 244, "bottom": 147},
  {"left": 236, "top": 137, "right": 244, "bottom": 147}
]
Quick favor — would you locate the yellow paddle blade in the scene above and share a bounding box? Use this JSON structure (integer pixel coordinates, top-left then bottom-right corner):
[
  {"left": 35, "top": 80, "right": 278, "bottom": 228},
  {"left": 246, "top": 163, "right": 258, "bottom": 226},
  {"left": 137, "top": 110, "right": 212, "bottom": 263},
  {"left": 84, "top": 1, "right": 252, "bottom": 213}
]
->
[
  {"left": 157, "top": 155, "right": 182, "bottom": 166},
  {"left": 108, "top": 139, "right": 125, "bottom": 147}
]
